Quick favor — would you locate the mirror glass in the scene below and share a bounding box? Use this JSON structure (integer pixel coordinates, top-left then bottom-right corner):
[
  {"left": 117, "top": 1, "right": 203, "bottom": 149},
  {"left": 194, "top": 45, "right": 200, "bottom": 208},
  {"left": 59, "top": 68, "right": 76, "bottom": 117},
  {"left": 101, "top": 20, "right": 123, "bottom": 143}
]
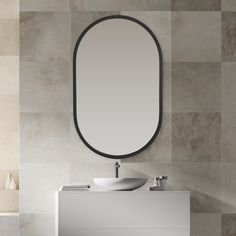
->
[{"left": 73, "top": 15, "right": 162, "bottom": 159}]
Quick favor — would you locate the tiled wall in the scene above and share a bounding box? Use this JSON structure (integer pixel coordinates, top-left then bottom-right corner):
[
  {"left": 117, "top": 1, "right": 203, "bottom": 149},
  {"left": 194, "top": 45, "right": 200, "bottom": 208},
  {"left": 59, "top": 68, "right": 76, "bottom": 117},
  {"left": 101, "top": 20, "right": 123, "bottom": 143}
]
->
[
  {"left": 0, "top": 1, "right": 20, "bottom": 235},
  {"left": 0, "top": 0, "right": 19, "bottom": 212},
  {"left": 20, "top": 0, "right": 236, "bottom": 236}
]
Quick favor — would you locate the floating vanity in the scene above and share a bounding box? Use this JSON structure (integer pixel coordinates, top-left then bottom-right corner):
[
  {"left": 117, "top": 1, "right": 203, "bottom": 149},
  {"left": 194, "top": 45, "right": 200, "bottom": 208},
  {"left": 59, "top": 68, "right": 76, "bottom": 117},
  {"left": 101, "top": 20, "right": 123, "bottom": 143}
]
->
[{"left": 56, "top": 191, "right": 189, "bottom": 236}]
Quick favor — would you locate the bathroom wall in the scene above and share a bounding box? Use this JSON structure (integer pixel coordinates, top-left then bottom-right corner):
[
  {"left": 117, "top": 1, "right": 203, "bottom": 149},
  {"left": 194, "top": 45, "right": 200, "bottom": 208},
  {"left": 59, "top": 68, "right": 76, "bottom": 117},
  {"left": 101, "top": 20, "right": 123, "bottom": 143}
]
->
[
  {"left": 0, "top": 0, "right": 19, "bottom": 213},
  {"left": 0, "top": 0, "right": 20, "bottom": 235},
  {"left": 20, "top": 0, "right": 236, "bottom": 236}
]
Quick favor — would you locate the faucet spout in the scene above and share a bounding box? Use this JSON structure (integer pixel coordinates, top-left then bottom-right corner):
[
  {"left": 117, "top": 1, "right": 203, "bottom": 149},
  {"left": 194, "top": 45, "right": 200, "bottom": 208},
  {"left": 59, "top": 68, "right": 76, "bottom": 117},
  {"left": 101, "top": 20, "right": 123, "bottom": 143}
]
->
[{"left": 115, "top": 162, "right": 120, "bottom": 178}]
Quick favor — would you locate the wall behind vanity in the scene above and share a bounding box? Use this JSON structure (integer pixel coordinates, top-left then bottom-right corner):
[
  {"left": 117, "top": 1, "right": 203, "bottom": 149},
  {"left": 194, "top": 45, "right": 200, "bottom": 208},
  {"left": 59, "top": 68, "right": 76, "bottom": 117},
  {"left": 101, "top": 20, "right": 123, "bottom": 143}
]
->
[{"left": 20, "top": 0, "right": 236, "bottom": 236}]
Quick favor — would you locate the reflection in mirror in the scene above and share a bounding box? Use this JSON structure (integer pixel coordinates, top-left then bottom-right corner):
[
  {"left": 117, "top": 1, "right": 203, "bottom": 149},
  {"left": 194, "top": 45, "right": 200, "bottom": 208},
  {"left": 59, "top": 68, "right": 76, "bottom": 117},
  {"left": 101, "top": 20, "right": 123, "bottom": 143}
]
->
[{"left": 73, "top": 15, "right": 163, "bottom": 159}]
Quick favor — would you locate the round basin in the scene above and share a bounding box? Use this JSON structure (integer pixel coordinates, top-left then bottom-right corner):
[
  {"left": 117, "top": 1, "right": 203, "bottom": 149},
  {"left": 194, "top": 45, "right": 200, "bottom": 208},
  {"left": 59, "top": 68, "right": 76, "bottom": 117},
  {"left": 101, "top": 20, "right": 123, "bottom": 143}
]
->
[{"left": 93, "top": 178, "right": 147, "bottom": 191}]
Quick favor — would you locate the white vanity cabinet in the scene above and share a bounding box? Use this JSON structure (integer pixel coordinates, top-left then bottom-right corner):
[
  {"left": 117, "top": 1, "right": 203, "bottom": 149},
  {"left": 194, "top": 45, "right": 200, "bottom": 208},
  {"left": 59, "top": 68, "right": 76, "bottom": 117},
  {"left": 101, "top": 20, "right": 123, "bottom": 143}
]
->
[{"left": 56, "top": 191, "right": 189, "bottom": 236}]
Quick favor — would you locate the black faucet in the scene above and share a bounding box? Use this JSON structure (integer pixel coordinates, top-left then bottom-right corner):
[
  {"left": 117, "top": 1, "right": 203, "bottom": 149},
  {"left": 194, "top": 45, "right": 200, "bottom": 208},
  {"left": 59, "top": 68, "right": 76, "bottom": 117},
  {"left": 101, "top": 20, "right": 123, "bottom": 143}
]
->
[{"left": 115, "top": 162, "right": 120, "bottom": 178}]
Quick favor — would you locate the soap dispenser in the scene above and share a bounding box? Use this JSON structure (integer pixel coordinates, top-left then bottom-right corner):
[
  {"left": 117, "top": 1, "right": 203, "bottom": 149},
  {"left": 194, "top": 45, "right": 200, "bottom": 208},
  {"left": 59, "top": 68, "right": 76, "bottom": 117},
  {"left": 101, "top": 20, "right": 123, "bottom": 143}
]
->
[
  {"left": 5, "top": 173, "right": 11, "bottom": 190},
  {"left": 9, "top": 177, "right": 17, "bottom": 190}
]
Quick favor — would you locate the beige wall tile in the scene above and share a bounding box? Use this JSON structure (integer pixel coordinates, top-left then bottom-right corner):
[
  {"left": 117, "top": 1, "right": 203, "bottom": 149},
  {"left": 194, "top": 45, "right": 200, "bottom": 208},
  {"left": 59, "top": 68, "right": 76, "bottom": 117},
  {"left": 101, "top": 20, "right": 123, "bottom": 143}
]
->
[
  {"left": 0, "top": 95, "right": 19, "bottom": 132},
  {"left": 0, "top": 109, "right": 19, "bottom": 132},
  {"left": 0, "top": 20, "right": 19, "bottom": 56},
  {"left": 0, "top": 132, "right": 19, "bottom": 170},
  {"left": 0, "top": 190, "right": 18, "bottom": 212},
  {"left": 0, "top": 57, "right": 19, "bottom": 95},
  {"left": 0, "top": 0, "right": 19, "bottom": 19}
]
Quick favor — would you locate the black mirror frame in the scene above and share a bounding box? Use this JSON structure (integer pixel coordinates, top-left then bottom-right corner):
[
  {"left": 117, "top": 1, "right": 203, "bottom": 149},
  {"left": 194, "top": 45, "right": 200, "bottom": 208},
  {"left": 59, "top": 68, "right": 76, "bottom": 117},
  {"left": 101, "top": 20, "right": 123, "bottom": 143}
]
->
[{"left": 73, "top": 15, "right": 163, "bottom": 159}]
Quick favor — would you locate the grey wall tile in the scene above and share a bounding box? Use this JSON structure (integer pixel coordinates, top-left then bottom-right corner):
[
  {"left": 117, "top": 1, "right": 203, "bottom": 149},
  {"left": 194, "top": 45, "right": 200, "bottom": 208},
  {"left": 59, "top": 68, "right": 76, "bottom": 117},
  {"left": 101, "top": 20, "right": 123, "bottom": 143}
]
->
[
  {"left": 221, "top": 164, "right": 236, "bottom": 213},
  {"left": 222, "top": 63, "right": 236, "bottom": 113},
  {"left": 0, "top": 215, "right": 19, "bottom": 236},
  {"left": 20, "top": 12, "right": 70, "bottom": 62},
  {"left": 20, "top": 0, "right": 69, "bottom": 11},
  {"left": 20, "top": 113, "right": 72, "bottom": 163},
  {"left": 20, "top": 214, "right": 54, "bottom": 236},
  {"left": 20, "top": 62, "right": 71, "bottom": 113},
  {"left": 222, "top": 0, "right": 236, "bottom": 11},
  {"left": 71, "top": 11, "right": 119, "bottom": 56},
  {"left": 172, "top": 0, "right": 221, "bottom": 11},
  {"left": 163, "top": 62, "right": 172, "bottom": 113},
  {"left": 222, "top": 214, "right": 236, "bottom": 236},
  {"left": 122, "top": 11, "right": 171, "bottom": 62},
  {"left": 20, "top": 163, "right": 70, "bottom": 214},
  {"left": 71, "top": 0, "right": 171, "bottom": 11},
  {"left": 221, "top": 112, "right": 236, "bottom": 162},
  {"left": 191, "top": 214, "right": 221, "bottom": 236},
  {"left": 122, "top": 113, "right": 171, "bottom": 163},
  {"left": 222, "top": 12, "right": 236, "bottom": 61},
  {"left": 118, "top": 0, "right": 171, "bottom": 11},
  {"left": 172, "top": 113, "right": 221, "bottom": 162},
  {"left": 172, "top": 62, "right": 220, "bottom": 112},
  {"left": 71, "top": 0, "right": 119, "bottom": 11},
  {"left": 180, "top": 163, "right": 221, "bottom": 213},
  {"left": 172, "top": 12, "right": 221, "bottom": 62},
  {"left": 0, "top": 20, "right": 19, "bottom": 56}
]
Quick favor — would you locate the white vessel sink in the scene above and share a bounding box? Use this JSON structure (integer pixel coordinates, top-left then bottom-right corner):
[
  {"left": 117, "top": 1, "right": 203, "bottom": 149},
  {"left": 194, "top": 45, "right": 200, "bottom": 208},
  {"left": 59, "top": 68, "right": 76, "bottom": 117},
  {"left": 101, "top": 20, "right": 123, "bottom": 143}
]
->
[{"left": 93, "top": 178, "right": 147, "bottom": 191}]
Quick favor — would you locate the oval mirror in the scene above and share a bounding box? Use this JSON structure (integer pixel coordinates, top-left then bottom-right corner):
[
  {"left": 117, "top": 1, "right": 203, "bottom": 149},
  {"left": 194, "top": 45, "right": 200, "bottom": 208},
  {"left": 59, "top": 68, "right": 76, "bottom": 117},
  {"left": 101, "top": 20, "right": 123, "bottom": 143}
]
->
[{"left": 73, "top": 15, "right": 163, "bottom": 159}]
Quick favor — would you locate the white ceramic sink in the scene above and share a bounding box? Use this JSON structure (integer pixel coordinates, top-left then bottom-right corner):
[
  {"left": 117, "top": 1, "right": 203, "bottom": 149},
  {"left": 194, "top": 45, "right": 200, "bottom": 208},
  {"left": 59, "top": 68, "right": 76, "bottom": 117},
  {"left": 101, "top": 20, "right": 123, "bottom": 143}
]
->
[{"left": 93, "top": 178, "right": 147, "bottom": 191}]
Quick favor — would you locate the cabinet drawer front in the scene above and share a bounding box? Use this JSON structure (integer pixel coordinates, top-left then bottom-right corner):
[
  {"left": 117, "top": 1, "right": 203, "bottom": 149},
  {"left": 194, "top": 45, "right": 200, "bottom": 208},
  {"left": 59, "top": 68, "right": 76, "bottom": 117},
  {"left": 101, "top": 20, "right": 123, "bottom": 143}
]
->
[
  {"left": 58, "top": 192, "right": 189, "bottom": 229},
  {"left": 59, "top": 228, "right": 188, "bottom": 236}
]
